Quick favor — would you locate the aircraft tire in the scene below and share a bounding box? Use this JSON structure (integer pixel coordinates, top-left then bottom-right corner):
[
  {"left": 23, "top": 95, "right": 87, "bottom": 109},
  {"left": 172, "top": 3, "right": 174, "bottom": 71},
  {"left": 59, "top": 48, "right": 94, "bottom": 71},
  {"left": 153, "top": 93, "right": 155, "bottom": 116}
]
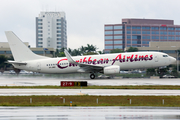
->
[{"left": 90, "top": 74, "right": 95, "bottom": 79}]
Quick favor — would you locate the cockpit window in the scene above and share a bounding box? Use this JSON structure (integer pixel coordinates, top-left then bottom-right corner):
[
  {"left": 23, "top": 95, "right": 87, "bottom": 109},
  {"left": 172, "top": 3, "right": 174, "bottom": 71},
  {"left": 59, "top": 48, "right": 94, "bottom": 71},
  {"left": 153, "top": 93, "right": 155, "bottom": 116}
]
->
[{"left": 163, "top": 55, "right": 168, "bottom": 57}]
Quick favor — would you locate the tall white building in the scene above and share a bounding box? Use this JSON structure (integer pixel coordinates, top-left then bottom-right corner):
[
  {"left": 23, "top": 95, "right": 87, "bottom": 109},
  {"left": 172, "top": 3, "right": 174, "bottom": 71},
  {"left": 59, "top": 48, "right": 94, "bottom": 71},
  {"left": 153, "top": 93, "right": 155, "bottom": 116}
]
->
[{"left": 36, "top": 12, "right": 67, "bottom": 49}]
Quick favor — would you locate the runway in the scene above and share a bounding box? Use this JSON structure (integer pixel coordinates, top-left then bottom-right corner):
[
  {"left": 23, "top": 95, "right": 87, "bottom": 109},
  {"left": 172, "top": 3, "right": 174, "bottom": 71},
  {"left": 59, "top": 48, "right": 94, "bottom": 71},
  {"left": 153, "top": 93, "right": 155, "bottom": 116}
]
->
[
  {"left": 0, "top": 106, "right": 180, "bottom": 120},
  {"left": 0, "top": 89, "right": 180, "bottom": 96},
  {"left": 0, "top": 76, "right": 180, "bottom": 86}
]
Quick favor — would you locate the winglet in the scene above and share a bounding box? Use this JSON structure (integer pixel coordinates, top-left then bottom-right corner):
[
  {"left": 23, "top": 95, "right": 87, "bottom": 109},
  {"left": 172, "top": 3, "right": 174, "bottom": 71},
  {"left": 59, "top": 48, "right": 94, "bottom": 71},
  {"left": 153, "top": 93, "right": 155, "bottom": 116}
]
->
[{"left": 64, "top": 49, "right": 76, "bottom": 64}]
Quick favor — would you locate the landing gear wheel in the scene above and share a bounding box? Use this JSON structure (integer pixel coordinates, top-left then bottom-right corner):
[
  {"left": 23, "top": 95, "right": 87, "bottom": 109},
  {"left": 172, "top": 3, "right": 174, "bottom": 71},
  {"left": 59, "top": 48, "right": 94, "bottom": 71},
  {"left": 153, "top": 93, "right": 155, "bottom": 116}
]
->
[{"left": 90, "top": 74, "right": 95, "bottom": 79}]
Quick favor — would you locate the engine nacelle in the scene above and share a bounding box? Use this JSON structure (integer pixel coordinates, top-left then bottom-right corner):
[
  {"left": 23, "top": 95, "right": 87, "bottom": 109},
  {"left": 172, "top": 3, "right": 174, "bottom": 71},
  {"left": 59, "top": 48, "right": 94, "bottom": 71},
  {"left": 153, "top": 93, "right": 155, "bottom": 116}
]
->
[{"left": 104, "top": 65, "right": 120, "bottom": 75}]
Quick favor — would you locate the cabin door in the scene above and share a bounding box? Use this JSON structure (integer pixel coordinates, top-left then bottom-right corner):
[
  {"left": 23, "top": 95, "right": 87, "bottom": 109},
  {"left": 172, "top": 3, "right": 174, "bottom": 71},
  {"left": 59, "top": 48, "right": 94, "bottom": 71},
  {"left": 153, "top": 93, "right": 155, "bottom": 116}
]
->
[
  {"left": 154, "top": 54, "right": 158, "bottom": 62},
  {"left": 37, "top": 62, "right": 41, "bottom": 71}
]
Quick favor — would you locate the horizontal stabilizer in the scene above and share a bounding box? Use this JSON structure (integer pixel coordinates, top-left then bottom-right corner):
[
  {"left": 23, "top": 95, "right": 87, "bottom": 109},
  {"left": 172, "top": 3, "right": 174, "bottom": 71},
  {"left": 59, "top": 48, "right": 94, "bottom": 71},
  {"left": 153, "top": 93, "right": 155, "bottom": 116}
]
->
[{"left": 7, "top": 60, "right": 27, "bottom": 65}]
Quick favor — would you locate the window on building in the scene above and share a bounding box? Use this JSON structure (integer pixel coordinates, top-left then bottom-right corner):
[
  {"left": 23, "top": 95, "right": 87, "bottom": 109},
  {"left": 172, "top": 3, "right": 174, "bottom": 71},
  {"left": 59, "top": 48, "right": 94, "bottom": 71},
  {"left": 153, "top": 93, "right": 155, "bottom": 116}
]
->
[
  {"left": 114, "top": 26, "right": 122, "bottom": 29},
  {"left": 142, "top": 41, "right": 149, "bottom": 44},
  {"left": 114, "top": 31, "right": 122, "bottom": 34},
  {"left": 152, "top": 36, "right": 159, "bottom": 40},
  {"left": 160, "top": 27, "right": 167, "bottom": 30},
  {"left": 127, "top": 31, "right": 131, "bottom": 34},
  {"left": 38, "top": 27, "right": 42, "bottom": 29},
  {"left": 57, "top": 31, "right": 61, "bottom": 33},
  {"left": 142, "top": 26, "right": 150, "bottom": 30},
  {"left": 114, "top": 41, "right": 122, "bottom": 44},
  {"left": 57, "top": 19, "right": 61, "bottom": 22},
  {"left": 160, "top": 31, "right": 167, "bottom": 35},
  {"left": 127, "top": 35, "right": 131, "bottom": 39},
  {"left": 142, "top": 36, "right": 150, "bottom": 39},
  {"left": 132, "top": 35, "right": 141, "bottom": 40},
  {"left": 168, "top": 27, "right": 174, "bottom": 30},
  {"left": 132, "top": 40, "right": 137, "bottom": 44},
  {"left": 105, "top": 46, "right": 113, "bottom": 49},
  {"left": 127, "top": 40, "right": 131, "bottom": 44},
  {"left": 127, "top": 26, "right": 131, "bottom": 29},
  {"left": 168, "top": 32, "right": 175, "bottom": 35},
  {"left": 38, "top": 34, "right": 43, "bottom": 37},
  {"left": 33, "top": 51, "right": 44, "bottom": 54},
  {"left": 57, "top": 34, "right": 61, "bottom": 37},
  {"left": 105, "top": 36, "right": 113, "bottom": 39},
  {"left": 152, "top": 31, "right": 159, "bottom": 34},
  {"left": 57, "top": 27, "right": 61, "bottom": 29},
  {"left": 114, "top": 46, "right": 122, "bottom": 49},
  {"left": 0, "top": 51, "right": 4, "bottom": 54},
  {"left": 38, "top": 23, "right": 42, "bottom": 25},
  {"left": 38, "top": 38, "right": 43, "bottom": 40},
  {"left": 105, "top": 26, "right": 113, "bottom": 30},
  {"left": 176, "top": 32, "right": 180, "bottom": 35},
  {"left": 175, "top": 28, "right": 180, "bottom": 30},
  {"left": 132, "top": 26, "right": 141, "bottom": 29},
  {"left": 38, "top": 42, "right": 43, "bottom": 44},
  {"left": 38, "top": 31, "right": 42, "bottom": 33},
  {"left": 132, "top": 31, "right": 141, "bottom": 34},
  {"left": 57, "top": 42, "right": 61, "bottom": 44},
  {"left": 105, "top": 41, "right": 113, "bottom": 44},
  {"left": 57, "top": 38, "right": 61, "bottom": 40},
  {"left": 6, "top": 51, "right": 12, "bottom": 54},
  {"left": 114, "top": 36, "right": 122, "bottom": 39},
  {"left": 105, "top": 31, "right": 113, "bottom": 35},
  {"left": 142, "top": 31, "right": 150, "bottom": 34},
  {"left": 57, "top": 23, "right": 61, "bottom": 25},
  {"left": 38, "top": 19, "right": 42, "bottom": 21},
  {"left": 151, "top": 27, "right": 159, "bottom": 30}
]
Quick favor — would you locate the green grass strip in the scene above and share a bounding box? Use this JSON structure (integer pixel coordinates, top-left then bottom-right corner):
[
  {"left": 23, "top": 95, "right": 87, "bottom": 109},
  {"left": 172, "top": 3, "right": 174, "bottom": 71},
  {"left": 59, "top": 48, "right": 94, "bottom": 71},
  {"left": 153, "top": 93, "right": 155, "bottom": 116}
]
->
[{"left": 0, "top": 95, "right": 179, "bottom": 107}]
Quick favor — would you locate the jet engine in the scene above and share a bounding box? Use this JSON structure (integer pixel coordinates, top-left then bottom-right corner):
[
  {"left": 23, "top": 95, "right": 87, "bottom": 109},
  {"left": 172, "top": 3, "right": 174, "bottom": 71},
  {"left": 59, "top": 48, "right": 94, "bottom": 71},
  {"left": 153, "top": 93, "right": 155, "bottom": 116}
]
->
[{"left": 103, "top": 65, "right": 120, "bottom": 74}]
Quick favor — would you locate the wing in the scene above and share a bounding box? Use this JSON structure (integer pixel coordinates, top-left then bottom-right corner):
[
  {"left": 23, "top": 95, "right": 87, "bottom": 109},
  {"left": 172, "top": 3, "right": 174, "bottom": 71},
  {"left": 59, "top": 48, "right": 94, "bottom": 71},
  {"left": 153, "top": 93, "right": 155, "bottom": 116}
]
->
[{"left": 64, "top": 49, "right": 104, "bottom": 72}]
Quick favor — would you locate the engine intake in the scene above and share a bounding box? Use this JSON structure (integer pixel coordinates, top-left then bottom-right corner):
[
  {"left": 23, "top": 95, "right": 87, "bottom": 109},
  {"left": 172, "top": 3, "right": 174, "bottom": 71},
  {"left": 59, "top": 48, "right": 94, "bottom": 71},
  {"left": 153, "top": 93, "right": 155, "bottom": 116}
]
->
[{"left": 104, "top": 65, "right": 120, "bottom": 75}]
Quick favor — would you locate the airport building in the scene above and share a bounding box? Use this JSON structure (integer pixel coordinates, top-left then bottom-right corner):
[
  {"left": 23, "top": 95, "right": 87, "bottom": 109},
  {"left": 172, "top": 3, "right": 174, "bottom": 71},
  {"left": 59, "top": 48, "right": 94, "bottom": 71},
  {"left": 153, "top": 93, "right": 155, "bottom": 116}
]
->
[
  {"left": 104, "top": 18, "right": 180, "bottom": 53},
  {"left": 0, "top": 42, "right": 56, "bottom": 58},
  {"left": 36, "top": 12, "right": 67, "bottom": 50}
]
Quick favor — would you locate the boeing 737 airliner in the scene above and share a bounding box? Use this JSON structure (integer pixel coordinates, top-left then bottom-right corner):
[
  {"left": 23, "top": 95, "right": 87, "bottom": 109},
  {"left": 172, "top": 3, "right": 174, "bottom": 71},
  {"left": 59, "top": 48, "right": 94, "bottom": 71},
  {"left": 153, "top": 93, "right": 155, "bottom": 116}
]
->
[{"left": 5, "top": 31, "right": 176, "bottom": 79}]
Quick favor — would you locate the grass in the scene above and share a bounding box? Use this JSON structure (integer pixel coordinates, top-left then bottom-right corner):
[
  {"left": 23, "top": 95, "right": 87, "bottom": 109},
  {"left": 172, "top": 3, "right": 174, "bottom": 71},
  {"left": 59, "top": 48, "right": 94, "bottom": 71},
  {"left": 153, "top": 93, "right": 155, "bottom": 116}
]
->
[
  {"left": 0, "top": 85, "right": 180, "bottom": 89},
  {"left": 0, "top": 95, "right": 179, "bottom": 107}
]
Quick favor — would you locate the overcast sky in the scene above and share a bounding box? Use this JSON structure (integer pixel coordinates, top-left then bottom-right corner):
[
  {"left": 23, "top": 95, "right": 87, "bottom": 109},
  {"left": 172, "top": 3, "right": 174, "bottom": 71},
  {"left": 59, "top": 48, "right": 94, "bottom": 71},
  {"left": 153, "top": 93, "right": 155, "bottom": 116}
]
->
[{"left": 0, "top": 0, "right": 180, "bottom": 51}]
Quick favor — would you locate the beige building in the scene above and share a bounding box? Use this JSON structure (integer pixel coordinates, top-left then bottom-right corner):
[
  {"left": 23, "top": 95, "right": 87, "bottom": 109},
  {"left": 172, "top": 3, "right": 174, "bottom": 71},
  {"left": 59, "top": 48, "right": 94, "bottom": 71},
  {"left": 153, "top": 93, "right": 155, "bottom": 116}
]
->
[{"left": 0, "top": 42, "right": 56, "bottom": 58}]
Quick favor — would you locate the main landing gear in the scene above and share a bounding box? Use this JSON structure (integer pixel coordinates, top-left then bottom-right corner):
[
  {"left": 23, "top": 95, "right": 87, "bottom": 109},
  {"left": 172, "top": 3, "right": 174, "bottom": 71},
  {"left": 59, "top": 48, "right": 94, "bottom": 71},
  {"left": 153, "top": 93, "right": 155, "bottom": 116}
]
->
[{"left": 90, "top": 73, "right": 95, "bottom": 79}]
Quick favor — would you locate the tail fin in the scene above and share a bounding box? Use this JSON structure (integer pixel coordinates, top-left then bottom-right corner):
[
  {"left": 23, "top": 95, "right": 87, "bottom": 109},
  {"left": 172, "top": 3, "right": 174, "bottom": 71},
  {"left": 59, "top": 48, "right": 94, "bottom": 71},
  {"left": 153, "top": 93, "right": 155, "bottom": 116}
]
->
[{"left": 5, "top": 31, "right": 48, "bottom": 61}]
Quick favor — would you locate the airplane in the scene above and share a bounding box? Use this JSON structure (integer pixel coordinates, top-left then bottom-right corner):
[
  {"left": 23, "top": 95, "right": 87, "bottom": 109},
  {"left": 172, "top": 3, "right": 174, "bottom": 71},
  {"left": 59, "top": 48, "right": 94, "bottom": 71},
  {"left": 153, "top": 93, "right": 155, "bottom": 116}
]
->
[{"left": 5, "top": 31, "right": 176, "bottom": 79}]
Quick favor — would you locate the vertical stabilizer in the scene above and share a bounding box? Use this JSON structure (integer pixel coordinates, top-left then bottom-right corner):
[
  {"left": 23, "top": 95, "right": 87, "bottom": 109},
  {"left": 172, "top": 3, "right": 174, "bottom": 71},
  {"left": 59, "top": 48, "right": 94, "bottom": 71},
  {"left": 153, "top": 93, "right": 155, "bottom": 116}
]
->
[{"left": 5, "top": 31, "right": 48, "bottom": 61}]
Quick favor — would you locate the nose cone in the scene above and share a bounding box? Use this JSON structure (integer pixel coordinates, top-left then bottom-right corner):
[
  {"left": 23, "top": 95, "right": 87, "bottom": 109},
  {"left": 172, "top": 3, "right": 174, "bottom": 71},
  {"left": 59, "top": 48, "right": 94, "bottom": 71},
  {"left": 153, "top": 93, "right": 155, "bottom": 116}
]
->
[{"left": 169, "top": 56, "right": 176, "bottom": 64}]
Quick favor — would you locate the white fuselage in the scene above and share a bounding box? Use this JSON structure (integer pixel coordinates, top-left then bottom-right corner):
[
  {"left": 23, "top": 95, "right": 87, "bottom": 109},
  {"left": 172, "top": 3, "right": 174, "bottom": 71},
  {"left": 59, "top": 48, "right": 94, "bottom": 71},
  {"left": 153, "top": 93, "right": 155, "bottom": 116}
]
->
[{"left": 12, "top": 51, "right": 176, "bottom": 74}]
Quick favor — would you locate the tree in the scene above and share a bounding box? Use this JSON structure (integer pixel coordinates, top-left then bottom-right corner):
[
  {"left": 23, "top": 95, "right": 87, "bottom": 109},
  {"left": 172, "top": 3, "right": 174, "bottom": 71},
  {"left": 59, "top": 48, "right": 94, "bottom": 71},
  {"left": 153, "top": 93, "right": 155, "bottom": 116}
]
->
[
  {"left": 127, "top": 47, "right": 138, "bottom": 52},
  {"left": 59, "top": 52, "right": 65, "bottom": 57},
  {"left": 110, "top": 49, "right": 124, "bottom": 53},
  {"left": 0, "top": 55, "right": 7, "bottom": 68},
  {"left": 146, "top": 68, "right": 156, "bottom": 76},
  {"left": 85, "top": 44, "right": 97, "bottom": 53},
  {"left": 55, "top": 49, "right": 60, "bottom": 57}
]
